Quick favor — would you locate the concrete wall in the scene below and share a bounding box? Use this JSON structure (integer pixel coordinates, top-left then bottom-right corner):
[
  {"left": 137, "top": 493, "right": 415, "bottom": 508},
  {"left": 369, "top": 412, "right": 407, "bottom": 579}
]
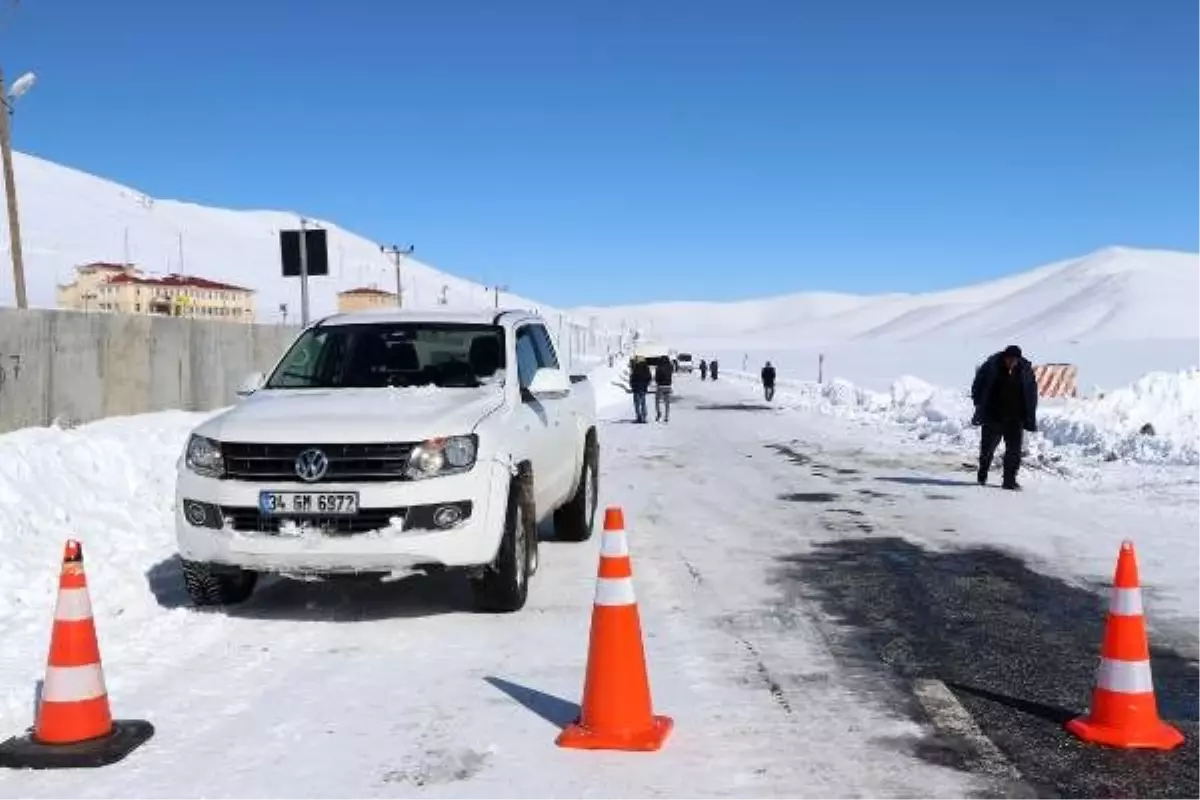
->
[{"left": 0, "top": 309, "right": 300, "bottom": 433}]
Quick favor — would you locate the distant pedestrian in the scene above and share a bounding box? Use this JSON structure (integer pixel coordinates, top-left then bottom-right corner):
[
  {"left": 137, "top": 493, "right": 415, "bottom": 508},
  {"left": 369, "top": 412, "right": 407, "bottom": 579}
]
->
[
  {"left": 970, "top": 345, "right": 1039, "bottom": 490},
  {"left": 761, "top": 361, "right": 777, "bottom": 401},
  {"left": 630, "top": 356, "right": 652, "bottom": 424},
  {"left": 710, "top": 359, "right": 719, "bottom": 380},
  {"left": 699, "top": 359, "right": 708, "bottom": 380},
  {"left": 654, "top": 357, "right": 673, "bottom": 423}
]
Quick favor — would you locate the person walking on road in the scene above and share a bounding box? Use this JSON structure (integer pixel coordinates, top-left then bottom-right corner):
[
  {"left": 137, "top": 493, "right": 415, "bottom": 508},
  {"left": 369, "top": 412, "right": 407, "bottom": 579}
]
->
[
  {"left": 710, "top": 359, "right": 720, "bottom": 380},
  {"left": 654, "top": 356, "right": 673, "bottom": 423},
  {"left": 699, "top": 359, "right": 708, "bottom": 380},
  {"left": 761, "top": 361, "right": 777, "bottom": 401},
  {"left": 630, "top": 356, "right": 652, "bottom": 424},
  {"left": 971, "top": 344, "right": 1039, "bottom": 490}
]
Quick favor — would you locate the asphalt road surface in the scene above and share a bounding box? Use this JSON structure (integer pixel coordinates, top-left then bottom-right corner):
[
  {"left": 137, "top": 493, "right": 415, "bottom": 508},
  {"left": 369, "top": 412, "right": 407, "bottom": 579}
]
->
[{"left": 640, "top": 378, "right": 1198, "bottom": 798}]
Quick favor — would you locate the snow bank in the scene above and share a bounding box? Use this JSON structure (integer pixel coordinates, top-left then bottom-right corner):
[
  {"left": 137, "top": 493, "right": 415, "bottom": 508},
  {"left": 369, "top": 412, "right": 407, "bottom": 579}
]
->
[
  {"left": 587, "top": 364, "right": 631, "bottom": 420},
  {"left": 1037, "top": 370, "right": 1200, "bottom": 464},
  {"left": 0, "top": 411, "right": 214, "bottom": 730},
  {"left": 732, "top": 369, "right": 1200, "bottom": 467}
]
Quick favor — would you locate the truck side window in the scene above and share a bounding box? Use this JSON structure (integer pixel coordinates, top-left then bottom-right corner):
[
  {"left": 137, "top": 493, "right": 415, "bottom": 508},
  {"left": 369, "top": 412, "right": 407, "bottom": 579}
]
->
[
  {"left": 528, "top": 324, "right": 561, "bottom": 370},
  {"left": 515, "top": 327, "right": 540, "bottom": 390}
]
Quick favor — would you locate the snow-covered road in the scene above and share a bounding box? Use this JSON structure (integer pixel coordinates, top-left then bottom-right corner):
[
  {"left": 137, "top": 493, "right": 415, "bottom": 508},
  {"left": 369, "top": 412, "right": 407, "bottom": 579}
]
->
[{"left": 1, "top": 376, "right": 1196, "bottom": 797}]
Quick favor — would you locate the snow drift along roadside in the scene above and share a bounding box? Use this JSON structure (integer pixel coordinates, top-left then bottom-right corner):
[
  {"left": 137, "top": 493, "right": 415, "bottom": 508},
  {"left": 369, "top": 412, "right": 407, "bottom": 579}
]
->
[
  {"left": 729, "top": 368, "right": 1200, "bottom": 467},
  {"left": 0, "top": 410, "right": 216, "bottom": 732}
]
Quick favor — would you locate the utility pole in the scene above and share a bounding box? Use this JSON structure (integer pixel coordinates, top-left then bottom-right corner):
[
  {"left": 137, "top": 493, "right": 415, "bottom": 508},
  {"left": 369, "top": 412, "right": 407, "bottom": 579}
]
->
[
  {"left": 0, "top": 67, "right": 28, "bottom": 309},
  {"left": 380, "top": 244, "right": 414, "bottom": 308},
  {"left": 492, "top": 284, "right": 508, "bottom": 309},
  {"left": 298, "top": 217, "right": 311, "bottom": 326}
]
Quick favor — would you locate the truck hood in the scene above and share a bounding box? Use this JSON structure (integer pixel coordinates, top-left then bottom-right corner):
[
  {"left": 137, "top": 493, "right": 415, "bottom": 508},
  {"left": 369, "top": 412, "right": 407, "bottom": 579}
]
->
[{"left": 196, "top": 386, "right": 506, "bottom": 444}]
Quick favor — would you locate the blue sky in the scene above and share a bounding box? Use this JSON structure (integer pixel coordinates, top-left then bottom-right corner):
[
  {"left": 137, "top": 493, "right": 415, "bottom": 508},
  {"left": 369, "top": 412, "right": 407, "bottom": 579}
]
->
[{"left": 5, "top": 0, "right": 1197, "bottom": 306}]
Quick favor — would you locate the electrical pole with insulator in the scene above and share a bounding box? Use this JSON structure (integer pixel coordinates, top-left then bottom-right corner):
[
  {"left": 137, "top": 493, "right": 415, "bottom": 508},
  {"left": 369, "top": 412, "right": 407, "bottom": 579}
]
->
[{"left": 380, "top": 244, "right": 414, "bottom": 308}]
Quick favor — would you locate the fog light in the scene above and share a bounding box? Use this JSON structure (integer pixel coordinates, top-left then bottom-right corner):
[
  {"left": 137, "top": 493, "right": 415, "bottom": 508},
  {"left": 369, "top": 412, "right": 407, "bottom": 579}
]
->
[
  {"left": 183, "top": 499, "right": 210, "bottom": 527},
  {"left": 433, "top": 505, "right": 463, "bottom": 528}
]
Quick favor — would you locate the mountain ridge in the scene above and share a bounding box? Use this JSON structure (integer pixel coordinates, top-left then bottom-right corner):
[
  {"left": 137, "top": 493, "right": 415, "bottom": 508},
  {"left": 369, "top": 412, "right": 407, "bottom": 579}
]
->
[{"left": 574, "top": 245, "right": 1199, "bottom": 344}]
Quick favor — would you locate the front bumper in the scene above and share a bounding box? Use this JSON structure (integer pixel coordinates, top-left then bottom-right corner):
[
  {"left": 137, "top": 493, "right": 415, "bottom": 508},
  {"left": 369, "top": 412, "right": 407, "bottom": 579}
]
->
[{"left": 174, "top": 459, "right": 511, "bottom": 574}]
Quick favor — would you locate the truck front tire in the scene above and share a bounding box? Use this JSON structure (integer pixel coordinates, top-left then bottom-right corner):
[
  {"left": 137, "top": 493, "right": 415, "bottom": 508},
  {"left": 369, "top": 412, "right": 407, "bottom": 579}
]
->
[
  {"left": 181, "top": 559, "right": 258, "bottom": 607},
  {"left": 470, "top": 479, "right": 532, "bottom": 613}
]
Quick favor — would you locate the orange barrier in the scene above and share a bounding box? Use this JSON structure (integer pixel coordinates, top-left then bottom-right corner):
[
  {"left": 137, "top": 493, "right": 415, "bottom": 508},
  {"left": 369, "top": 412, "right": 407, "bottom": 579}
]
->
[
  {"left": 0, "top": 540, "right": 154, "bottom": 769},
  {"left": 1066, "top": 541, "right": 1184, "bottom": 750},
  {"left": 1033, "top": 363, "right": 1078, "bottom": 398},
  {"left": 557, "top": 507, "right": 673, "bottom": 751}
]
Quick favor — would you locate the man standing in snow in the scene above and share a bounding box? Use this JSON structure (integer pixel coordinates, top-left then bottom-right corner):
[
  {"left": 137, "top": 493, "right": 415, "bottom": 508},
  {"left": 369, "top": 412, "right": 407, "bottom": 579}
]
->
[
  {"left": 971, "top": 345, "right": 1039, "bottom": 490},
  {"left": 710, "top": 359, "right": 720, "bottom": 380},
  {"left": 654, "top": 356, "right": 673, "bottom": 423},
  {"left": 761, "top": 361, "right": 777, "bottom": 401},
  {"left": 630, "top": 356, "right": 653, "bottom": 424},
  {"left": 699, "top": 359, "right": 708, "bottom": 380}
]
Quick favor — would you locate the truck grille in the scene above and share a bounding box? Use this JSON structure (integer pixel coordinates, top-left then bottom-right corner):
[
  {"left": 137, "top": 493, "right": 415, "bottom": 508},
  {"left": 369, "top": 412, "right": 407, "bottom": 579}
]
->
[
  {"left": 222, "top": 442, "right": 414, "bottom": 483},
  {"left": 220, "top": 505, "right": 406, "bottom": 535}
]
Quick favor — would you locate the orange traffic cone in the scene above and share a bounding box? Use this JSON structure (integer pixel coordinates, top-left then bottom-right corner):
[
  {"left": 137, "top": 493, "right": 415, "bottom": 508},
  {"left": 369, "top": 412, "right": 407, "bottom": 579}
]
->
[
  {"left": 557, "top": 507, "right": 673, "bottom": 751},
  {"left": 0, "top": 540, "right": 154, "bottom": 769},
  {"left": 1065, "top": 540, "right": 1184, "bottom": 750}
]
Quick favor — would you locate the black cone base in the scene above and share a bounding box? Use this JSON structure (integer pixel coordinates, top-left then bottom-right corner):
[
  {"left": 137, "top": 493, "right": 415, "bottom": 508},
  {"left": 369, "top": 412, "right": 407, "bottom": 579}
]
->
[{"left": 0, "top": 719, "right": 154, "bottom": 769}]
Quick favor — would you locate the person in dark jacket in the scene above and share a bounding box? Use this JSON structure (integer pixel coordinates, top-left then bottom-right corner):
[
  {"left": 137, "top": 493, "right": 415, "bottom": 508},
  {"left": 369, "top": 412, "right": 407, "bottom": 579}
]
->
[
  {"left": 761, "top": 361, "right": 777, "bottom": 401},
  {"left": 710, "top": 359, "right": 719, "bottom": 380},
  {"left": 630, "top": 357, "right": 652, "bottom": 423},
  {"left": 699, "top": 359, "right": 708, "bottom": 380},
  {"left": 653, "top": 357, "right": 674, "bottom": 423},
  {"left": 971, "top": 345, "right": 1039, "bottom": 490}
]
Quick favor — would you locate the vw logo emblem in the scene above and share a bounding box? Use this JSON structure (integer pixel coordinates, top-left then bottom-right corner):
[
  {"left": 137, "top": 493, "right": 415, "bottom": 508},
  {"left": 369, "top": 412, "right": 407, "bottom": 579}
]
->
[{"left": 294, "top": 448, "right": 329, "bottom": 482}]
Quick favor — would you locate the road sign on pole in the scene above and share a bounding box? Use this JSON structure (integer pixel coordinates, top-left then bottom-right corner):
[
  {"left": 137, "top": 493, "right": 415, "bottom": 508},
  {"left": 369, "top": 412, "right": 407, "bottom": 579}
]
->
[{"left": 279, "top": 223, "right": 329, "bottom": 327}]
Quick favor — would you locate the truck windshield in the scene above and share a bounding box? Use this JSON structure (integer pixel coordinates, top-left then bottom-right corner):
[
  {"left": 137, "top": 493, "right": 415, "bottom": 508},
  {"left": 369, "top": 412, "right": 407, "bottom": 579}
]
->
[{"left": 265, "top": 323, "right": 506, "bottom": 390}]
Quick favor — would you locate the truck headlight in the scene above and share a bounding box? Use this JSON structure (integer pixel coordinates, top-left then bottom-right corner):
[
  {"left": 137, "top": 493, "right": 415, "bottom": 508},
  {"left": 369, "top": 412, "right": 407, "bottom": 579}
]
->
[
  {"left": 407, "top": 435, "right": 477, "bottom": 479},
  {"left": 185, "top": 435, "right": 225, "bottom": 478}
]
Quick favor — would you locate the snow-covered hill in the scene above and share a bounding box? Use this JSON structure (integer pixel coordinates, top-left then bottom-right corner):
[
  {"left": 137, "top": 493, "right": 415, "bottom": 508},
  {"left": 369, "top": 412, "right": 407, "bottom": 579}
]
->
[
  {"left": 577, "top": 246, "right": 1199, "bottom": 345},
  {"left": 1, "top": 150, "right": 585, "bottom": 326}
]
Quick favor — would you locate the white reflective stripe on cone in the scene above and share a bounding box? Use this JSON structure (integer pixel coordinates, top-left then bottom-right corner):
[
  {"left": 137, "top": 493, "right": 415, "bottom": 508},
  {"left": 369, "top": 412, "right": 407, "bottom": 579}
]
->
[
  {"left": 1108, "top": 587, "right": 1143, "bottom": 617},
  {"left": 1096, "top": 657, "right": 1154, "bottom": 694},
  {"left": 41, "top": 663, "right": 108, "bottom": 702},
  {"left": 53, "top": 587, "right": 94, "bottom": 622},
  {"left": 600, "top": 530, "right": 629, "bottom": 557},
  {"left": 594, "top": 577, "right": 636, "bottom": 606}
]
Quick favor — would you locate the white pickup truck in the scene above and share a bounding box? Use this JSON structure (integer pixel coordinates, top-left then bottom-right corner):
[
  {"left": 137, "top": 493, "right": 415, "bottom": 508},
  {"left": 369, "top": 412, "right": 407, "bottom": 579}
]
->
[{"left": 174, "top": 309, "right": 599, "bottom": 613}]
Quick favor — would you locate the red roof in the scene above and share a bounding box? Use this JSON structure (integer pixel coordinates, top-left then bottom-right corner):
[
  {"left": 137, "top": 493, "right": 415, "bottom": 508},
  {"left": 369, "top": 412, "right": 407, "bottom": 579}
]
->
[
  {"left": 340, "top": 286, "right": 396, "bottom": 297},
  {"left": 107, "top": 273, "right": 254, "bottom": 293},
  {"left": 80, "top": 262, "right": 130, "bottom": 271}
]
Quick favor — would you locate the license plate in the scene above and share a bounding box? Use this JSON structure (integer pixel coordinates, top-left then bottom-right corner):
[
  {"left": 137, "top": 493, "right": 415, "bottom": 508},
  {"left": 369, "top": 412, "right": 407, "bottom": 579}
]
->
[{"left": 259, "top": 492, "right": 359, "bottom": 516}]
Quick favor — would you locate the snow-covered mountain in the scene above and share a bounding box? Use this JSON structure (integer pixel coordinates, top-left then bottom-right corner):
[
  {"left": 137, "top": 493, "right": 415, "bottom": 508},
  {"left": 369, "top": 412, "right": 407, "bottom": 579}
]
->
[
  {"left": 1, "top": 150, "right": 583, "bottom": 326},
  {"left": 576, "top": 246, "right": 1199, "bottom": 346}
]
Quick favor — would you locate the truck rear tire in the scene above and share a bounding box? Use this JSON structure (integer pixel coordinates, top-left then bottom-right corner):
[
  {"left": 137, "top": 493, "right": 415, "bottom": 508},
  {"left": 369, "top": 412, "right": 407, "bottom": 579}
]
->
[
  {"left": 554, "top": 435, "right": 598, "bottom": 542},
  {"left": 470, "top": 480, "right": 531, "bottom": 613},
  {"left": 181, "top": 559, "right": 257, "bottom": 607}
]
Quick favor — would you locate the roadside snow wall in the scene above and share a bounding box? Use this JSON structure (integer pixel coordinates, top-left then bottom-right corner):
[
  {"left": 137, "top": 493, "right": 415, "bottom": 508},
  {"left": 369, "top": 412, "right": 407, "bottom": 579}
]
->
[{"left": 0, "top": 309, "right": 299, "bottom": 433}]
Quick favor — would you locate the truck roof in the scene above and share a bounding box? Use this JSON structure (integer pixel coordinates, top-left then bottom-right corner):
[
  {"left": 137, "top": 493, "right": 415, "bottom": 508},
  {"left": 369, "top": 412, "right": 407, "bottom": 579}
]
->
[{"left": 315, "top": 308, "right": 542, "bottom": 328}]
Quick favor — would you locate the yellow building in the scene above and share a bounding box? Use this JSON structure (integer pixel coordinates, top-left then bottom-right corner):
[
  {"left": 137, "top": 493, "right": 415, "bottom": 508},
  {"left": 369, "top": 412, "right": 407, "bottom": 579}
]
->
[
  {"left": 56, "top": 262, "right": 257, "bottom": 322},
  {"left": 337, "top": 286, "right": 398, "bottom": 313}
]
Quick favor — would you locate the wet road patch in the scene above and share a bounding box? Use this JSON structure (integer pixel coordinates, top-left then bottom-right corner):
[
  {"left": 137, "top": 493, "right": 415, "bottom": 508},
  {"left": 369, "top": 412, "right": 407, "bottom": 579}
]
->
[
  {"left": 772, "top": 537, "right": 1198, "bottom": 798},
  {"left": 766, "top": 443, "right": 812, "bottom": 466},
  {"left": 697, "top": 403, "right": 773, "bottom": 412},
  {"left": 779, "top": 492, "right": 839, "bottom": 503}
]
